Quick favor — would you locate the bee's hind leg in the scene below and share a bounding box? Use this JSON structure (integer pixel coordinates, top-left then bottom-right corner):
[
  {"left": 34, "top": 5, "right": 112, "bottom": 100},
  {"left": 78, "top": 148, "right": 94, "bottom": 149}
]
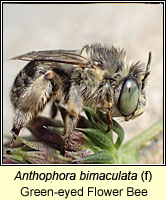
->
[
  {"left": 9, "top": 69, "right": 59, "bottom": 147},
  {"left": 9, "top": 109, "right": 34, "bottom": 148},
  {"left": 9, "top": 127, "right": 21, "bottom": 148},
  {"left": 63, "top": 84, "right": 83, "bottom": 150}
]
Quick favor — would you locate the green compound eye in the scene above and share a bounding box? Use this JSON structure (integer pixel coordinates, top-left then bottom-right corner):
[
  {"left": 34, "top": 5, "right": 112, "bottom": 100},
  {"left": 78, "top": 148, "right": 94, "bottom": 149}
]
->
[{"left": 118, "top": 79, "right": 139, "bottom": 116}]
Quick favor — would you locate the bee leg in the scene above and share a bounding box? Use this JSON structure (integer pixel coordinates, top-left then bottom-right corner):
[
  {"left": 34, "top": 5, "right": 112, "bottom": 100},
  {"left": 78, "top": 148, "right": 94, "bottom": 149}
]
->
[
  {"left": 106, "top": 108, "right": 113, "bottom": 133},
  {"left": 10, "top": 70, "right": 58, "bottom": 146},
  {"left": 9, "top": 127, "right": 20, "bottom": 147},
  {"left": 63, "top": 84, "right": 83, "bottom": 149},
  {"left": 50, "top": 101, "right": 59, "bottom": 118},
  {"left": 63, "top": 114, "right": 79, "bottom": 147},
  {"left": 10, "top": 109, "right": 35, "bottom": 147}
]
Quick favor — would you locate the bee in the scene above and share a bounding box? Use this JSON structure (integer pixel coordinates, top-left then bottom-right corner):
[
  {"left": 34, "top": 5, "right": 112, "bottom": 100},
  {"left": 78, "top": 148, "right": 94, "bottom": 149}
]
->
[{"left": 10, "top": 44, "right": 151, "bottom": 149}]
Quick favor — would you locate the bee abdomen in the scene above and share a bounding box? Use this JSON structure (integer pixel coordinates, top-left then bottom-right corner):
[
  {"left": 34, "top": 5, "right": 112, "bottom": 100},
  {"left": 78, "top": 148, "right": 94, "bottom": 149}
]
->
[{"left": 10, "top": 61, "right": 49, "bottom": 107}]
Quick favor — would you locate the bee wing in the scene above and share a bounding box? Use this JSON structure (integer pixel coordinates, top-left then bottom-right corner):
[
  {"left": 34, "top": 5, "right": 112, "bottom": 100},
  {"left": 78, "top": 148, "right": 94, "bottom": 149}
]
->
[{"left": 12, "top": 49, "right": 89, "bottom": 67}]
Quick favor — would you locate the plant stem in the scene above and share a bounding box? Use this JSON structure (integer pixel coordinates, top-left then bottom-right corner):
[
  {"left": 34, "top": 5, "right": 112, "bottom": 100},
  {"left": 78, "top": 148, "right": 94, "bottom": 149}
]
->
[{"left": 121, "top": 119, "right": 163, "bottom": 150}]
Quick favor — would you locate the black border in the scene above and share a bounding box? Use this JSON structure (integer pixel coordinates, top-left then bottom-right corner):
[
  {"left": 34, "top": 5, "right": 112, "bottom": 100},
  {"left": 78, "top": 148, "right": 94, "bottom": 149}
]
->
[{"left": 1, "top": 1, "right": 165, "bottom": 167}]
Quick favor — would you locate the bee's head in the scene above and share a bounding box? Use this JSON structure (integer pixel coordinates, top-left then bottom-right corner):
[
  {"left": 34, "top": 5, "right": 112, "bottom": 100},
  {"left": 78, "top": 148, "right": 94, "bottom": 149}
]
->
[
  {"left": 81, "top": 44, "right": 151, "bottom": 120},
  {"left": 115, "top": 52, "right": 151, "bottom": 120}
]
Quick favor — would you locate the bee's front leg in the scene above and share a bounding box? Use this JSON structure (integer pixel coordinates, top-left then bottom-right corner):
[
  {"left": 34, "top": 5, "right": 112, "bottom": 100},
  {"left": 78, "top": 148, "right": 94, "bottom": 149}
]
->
[
  {"left": 106, "top": 107, "right": 113, "bottom": 133},
  {"left": 63, "top": 84, "right": 83, "bottom": 149},
  {"left": 103, "top": 98, "right": 114, "bottom": 133}
]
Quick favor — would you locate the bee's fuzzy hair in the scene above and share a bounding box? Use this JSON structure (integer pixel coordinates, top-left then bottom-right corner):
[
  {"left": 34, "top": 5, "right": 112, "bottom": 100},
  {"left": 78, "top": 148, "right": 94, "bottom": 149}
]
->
[
  {"left": 82, "top": 43, "right": 126, "bottom": 72},
  {"left": 84, "top": 43, "right": 146, "bottom": 82}
]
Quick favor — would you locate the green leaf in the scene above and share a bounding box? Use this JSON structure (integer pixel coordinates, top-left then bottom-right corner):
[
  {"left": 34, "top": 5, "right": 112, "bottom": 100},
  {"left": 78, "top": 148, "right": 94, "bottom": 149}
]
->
[
  {"left": 7, "top": 138, "right": 71, "bottom": 164},
  {"left": 80, "top": 150, "right": 115, "bottom": 164},
  {"left": 84, "top": 107, "right": 97, "bottom": 122},
  {"left": 111, "top": 119, "right": 124, "bottom": 148},
  {"left": 6, "top": 150, "right": 26, "bottom": 163},
  {"left": 17, "top": 138, "right": 53, "bottom": 152},
  {"left": 83, "top": 135, "right": 101, "bottom": 152},
  {"left": 79, "top": 128, "right": 115, "bottom": 151},
  {"left": 85, "top": 108, "right": 124, "bottom": 147},
  {"left": 19, "top": 150, "right": 71, "bottom": 164},
  {"left": 84, "top": 107, "right": 106, "bottom": 131}
]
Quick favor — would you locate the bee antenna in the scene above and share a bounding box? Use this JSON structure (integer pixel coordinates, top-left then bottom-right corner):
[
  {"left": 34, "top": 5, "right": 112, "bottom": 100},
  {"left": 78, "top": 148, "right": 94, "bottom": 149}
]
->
[
  {"left": 141, "top": 51, "right": 151, "bottom": 89},
  {"left": 146, "top": 51, "right": 152, "bottom": 72}
]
